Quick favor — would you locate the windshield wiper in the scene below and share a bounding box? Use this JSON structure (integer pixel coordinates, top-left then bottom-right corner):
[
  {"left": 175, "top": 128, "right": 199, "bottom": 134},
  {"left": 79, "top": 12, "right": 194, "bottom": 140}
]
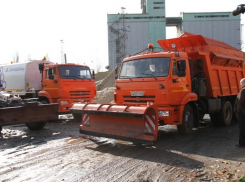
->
[
  {"left": 120, "top": 76, "right": 132, "bottom": 81},
  {"left": 142, "top": 73, "right": 157, "bottom": 80},
  {"left": 70, "top": 75, "right": 77, "bottom": 80}
]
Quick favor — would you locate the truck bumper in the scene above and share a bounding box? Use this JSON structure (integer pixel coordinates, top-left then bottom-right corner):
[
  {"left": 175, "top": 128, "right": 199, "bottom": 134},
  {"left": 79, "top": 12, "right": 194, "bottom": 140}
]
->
[
  {"left": 57, "top": 99, "right": 93, "bottom": 113},
  {"left": 157, "top": 106, "right": 183, "bottom": 125}
]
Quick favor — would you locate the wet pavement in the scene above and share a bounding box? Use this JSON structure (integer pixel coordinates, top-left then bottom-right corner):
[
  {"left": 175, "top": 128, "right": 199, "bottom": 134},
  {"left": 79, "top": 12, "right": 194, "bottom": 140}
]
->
[{"left": 0, "top": 116, "right": 245, "bottom": 182}]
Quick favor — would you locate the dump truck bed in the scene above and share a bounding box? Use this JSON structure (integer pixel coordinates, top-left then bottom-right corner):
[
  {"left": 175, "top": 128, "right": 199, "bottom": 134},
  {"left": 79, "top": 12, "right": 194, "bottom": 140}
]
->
[{"left": 158, "top": 32, "right": 244, "bottom": 97}]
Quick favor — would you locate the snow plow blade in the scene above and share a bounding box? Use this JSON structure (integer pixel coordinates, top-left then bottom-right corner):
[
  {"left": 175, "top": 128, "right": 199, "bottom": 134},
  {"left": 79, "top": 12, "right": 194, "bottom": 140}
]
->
[
  {"left": 70, "top": 103, "right": 158, "bottom": 144},
  {"left": 0, "top": 102, "right": 59, "bottom": 127}
]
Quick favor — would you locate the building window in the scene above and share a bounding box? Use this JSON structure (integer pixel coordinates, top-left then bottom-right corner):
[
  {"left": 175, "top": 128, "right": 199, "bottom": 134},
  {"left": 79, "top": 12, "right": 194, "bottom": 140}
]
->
[
  {"left": 194, "top": 15, "right": 229, "bottom": 18},
  {"left": 154, "top": 16, "right": 162, "bottom": 18},
  {"left": 154, "top": 7, "right": 164, "bottom": 9},
  {"left": 120, "top": 16, "right": 165, "bottom": 19},
  {"left": 153, "top": 2, "right": 164, "bottom": 4}
]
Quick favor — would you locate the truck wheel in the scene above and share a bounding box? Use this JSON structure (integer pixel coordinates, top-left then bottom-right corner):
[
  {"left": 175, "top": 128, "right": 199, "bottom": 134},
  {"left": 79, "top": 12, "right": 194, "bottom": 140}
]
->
[
  {"left": 177, "top": 104, "right": 194, "bottom": 134},
  {"left": 41, "top": 100, "right": 49, "bottom": 104},
  {"left": 41, "top": 100, "right": 57, "bottom": 122},
  {"left": 220, "top": 101, "right": 232, "bottom": 126},
  {"left": 25, "top": 121, "right": 47, "bottom": 130}
]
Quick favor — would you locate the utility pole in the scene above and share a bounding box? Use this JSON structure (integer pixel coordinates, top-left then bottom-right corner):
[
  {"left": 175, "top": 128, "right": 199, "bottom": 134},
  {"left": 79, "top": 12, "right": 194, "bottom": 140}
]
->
[
  {"left": 240, "top": 24, "right": 244, "bottom": 50},
  {"left": 120, "top": 7, "right": 126, "bottom": 67}
]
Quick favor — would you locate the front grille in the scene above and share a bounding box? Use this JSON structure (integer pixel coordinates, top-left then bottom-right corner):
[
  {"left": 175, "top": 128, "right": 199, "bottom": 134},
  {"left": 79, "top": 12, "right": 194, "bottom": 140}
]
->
[
  {"left": 70, "top": 91, "right": 90, "bottom": 100},
  {"left": 123, "top": 96, "right": 155, "bottom": 98},
  {"left": 123, "top": 95, "right": 155, "bottom": 103}
]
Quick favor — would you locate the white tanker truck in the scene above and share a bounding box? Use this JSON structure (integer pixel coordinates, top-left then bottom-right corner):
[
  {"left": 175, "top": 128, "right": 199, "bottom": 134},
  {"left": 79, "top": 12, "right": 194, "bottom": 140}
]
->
[{"left": 0, "top": 59, "right": 58, "bottom": 132}]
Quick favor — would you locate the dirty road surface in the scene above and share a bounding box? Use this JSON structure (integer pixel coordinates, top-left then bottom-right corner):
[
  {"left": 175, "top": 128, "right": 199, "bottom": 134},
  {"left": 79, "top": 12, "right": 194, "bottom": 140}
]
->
[{"left": 0, "top": 116, "right": 245, "bottom": 182}]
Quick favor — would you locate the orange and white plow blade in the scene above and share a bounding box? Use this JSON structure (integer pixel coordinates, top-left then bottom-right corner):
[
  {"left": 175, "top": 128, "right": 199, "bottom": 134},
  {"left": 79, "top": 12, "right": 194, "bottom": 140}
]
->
[{"left": 70, "top": 103, "right": 158, "bottom": 144}]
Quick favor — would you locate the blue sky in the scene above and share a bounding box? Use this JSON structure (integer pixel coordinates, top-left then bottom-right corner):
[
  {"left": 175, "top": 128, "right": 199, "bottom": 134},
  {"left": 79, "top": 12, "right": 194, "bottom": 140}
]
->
[{"left": 0, "top": 0, "right": 244, "bottom": 71}]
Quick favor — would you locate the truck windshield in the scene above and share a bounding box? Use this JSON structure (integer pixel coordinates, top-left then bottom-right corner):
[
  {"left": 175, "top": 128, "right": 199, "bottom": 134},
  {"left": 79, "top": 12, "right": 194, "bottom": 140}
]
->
[
  {"left": 120, "top": 57, "right": 170, "bottom": 79},
  {"left": 58, "top": 66, "right": 92, "bottom": 79}
]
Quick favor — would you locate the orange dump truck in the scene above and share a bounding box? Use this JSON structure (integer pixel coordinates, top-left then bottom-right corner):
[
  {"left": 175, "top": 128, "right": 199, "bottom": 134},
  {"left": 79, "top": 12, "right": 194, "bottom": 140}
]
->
[{"left": 70, "top": 32, "right": 244, "bottom": 144}]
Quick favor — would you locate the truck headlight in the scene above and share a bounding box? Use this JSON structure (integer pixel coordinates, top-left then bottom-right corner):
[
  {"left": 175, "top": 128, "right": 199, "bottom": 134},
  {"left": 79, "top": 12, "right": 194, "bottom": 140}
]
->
[
  {"left": 158, "top": 111, "right": 169, "bottom": 116},
  {"left": 61, "top": 101, "right": 69, "bottom": 105}
]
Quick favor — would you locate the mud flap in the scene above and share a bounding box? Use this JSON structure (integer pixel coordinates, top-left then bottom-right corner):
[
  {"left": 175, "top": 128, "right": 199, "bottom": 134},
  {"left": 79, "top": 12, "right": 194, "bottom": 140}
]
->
[
  {"left": 70, "top": 103, "right": 158, "bottom": 144},
  {"left": 0, "top": 102, "right": 59, "bottom": 127}
]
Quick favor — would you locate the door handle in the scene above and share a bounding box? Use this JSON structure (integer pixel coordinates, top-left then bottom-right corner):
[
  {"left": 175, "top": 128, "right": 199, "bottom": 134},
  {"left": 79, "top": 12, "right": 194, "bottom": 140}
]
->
[{"left": 172, "top": 79, "right": 179, "bottom": 83}]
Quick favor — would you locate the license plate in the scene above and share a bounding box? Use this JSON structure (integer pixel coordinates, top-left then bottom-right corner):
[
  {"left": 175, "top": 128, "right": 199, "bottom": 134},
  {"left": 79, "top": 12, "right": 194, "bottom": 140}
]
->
[{"left": 130, "top": 91, "right": 145, "bottom": 96}]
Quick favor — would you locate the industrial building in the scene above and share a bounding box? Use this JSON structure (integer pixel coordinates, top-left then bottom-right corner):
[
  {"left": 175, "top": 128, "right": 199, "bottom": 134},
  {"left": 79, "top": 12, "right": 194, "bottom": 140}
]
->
[
  {"left": 180, "top": 12, "right": 241, "bottom": 50},
  {"left": 107, "top": 0, "right": 241, "bottom": 70}
]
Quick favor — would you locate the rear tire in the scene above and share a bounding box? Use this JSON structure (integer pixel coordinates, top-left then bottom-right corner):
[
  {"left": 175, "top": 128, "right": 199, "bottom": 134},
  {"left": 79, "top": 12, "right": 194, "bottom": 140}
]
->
[
  {"left": 220, "top": 101, "right": 232, "bottom": 126},
  {"left": 210, "top": 101, "right": 233, "bottom": 126},
  {"left": 177, "top": 104, "right": 194, "bottom": 134},
  {"left": 25, "top": 121, "right": 46, "bottom": 130}
]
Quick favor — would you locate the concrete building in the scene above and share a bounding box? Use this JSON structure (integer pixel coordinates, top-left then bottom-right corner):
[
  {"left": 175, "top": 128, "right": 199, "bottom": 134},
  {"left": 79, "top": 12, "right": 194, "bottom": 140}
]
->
[
  {"left": 181, "top": 12, "right": 241, "bottom": 50},
  {"left": 107, "top": 0, "right": 166, "bottom": 69},
  {"left": 107, "top": 0, "right": 242, "bottom": 70}
]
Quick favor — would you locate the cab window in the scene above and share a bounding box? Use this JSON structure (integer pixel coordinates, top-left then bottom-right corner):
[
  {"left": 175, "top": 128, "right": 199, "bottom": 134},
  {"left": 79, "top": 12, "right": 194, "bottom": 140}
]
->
[
  {"left": 172, "top": 59, "right": 177, "bottom": 75},
  {"left": 172, "top": 60, "right": 182, "bottom": 76},
  {"left": 46, "top": 68, "right": 57, "bottom": 79}
]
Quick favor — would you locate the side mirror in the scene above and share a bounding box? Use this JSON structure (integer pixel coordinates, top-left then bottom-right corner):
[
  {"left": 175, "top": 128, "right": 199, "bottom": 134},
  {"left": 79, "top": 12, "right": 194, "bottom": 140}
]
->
[
  {"left": 48, "top": 68, "right": 54, "bottom": 79},
  {"left": 92, "top": 70, "right": 95, "bottom": 79},
  {"left": 39, "top": 63, "right": 44, "bottom": 73}
]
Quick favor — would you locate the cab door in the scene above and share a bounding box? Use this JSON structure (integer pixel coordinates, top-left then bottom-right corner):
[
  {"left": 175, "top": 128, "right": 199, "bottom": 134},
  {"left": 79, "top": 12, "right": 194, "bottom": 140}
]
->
[
  {"left": 170, "top": 59, "right": 189, "bottom": 105},
  {"left": 42, "top": 67, "right": 59, "bottom": 99}
]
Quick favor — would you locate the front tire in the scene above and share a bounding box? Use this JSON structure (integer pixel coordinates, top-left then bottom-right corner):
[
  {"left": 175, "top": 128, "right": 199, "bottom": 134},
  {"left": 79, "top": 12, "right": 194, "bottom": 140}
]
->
[
  {"left": 25, "top": 121, "right": 46, "bottom": 130},
  {"left": 177, "top": 104, "right": 194, "bottom": 134},
  {"left": 41, "top": 99, "right": 57, "bottom": 122},
  {"left": 41, "top": 100, "right": 49, "bottom": 104}
]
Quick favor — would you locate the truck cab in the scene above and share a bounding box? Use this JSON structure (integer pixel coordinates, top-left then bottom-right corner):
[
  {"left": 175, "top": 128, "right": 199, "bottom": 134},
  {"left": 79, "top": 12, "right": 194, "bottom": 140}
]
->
[
  {"left": 38, "top": 63, "right": 96, "bottom": 113},
  {"left": 114, "top": 50, "right": 196, "bottom": 127}
]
